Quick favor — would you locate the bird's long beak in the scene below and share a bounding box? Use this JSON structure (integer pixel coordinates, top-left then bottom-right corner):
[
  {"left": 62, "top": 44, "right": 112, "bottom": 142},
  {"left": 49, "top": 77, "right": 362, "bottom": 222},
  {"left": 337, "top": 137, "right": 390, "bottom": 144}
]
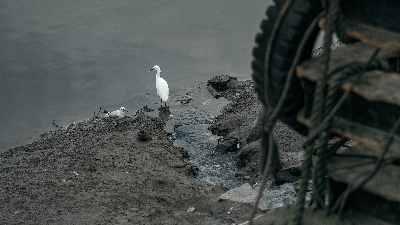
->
[{"left": 149, "top": 68, "right": 154, "bottom": 72}]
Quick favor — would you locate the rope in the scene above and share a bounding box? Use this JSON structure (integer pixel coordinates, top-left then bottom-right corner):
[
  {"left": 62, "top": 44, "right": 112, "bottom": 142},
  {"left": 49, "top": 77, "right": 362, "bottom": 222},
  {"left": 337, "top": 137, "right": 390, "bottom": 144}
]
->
[
  {"left": 249, "top": 0, "right": 295, "bottom": 223},
  {"left": 312, "top": 71, "right": 347, "bottom": 210},
  {"left": 253, "top": 0, "right": 386, "bottom": 223},
  {"left": 311, "top": 48, "right": 381, "bottom": 210},
  {"left": 249, "top": 3, "right": 325, "bottom": 225},
  {"left": 293, "top": 0, "right": 342, "bottom": 222}
]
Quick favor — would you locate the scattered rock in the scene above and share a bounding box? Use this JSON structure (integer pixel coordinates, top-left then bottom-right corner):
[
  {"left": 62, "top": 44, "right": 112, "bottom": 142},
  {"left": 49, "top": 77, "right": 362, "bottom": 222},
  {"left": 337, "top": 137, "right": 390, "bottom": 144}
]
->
[
  {"left": 175, "top": 93, "right": 192, "bottom": 104},
  {"left": 207, "top": 75, "right": 237, "bottom": 92},
  {"left": 208, "top": 77, "right": 268, "bottom": 179},
  {"left": 246, "top": 120, "right": 262, "bottom": 144},
  {"left": 172, "top": 162, "right": 199, "bottom": 177},
  {"left": 217, "top": 137, "right": 240, "bottom": 152},
  {"left": 275, "top": 167, "right": 302, "bottom": 186},
  {"left": 207, "top": 85, "right": 222, "bottom": 99},
  {"left": 209, "top": 122, "right": 230, "bottom": 136},
  {"left": 158, "top": 106, "right": 172, "bottom": 122},
  {"left": 219, "top": 183, "right": 268, "bottom": 211},
  {"left": 208, "top": 74, "right": 305, "bottom": 180},
  {"left": 137, "top": 130, "right": 152, "bottom": 141},
  {"left": 234, "top": 170, "right": 247, "bottom": 178},
  {"left": 88, "top": 163, "right": 96, "bottom": 172},
  {"left": 235, "top": 140, "right": 261, "bottom": 169},
  {"left": 207, "top": 75, "right": 239, "bottom": 99},
  {"left": 182, "top": 148, "right": 189, "bottom": 158},
  {"left": 186, "top": 164, "right": 199, "bottom": 177},
  {"left": 135, "top": 105, "right": 154, "bottom": 115}
]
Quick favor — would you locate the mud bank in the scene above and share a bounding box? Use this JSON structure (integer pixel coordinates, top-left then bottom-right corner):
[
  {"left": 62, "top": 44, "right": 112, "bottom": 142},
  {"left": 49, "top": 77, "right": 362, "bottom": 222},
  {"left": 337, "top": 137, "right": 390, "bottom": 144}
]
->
[
  {"left": 0, "top": 75, "right": 305, "bottom": 225},
  {"left": 0, "top": 107, "right": 262, "bottom": 225}
]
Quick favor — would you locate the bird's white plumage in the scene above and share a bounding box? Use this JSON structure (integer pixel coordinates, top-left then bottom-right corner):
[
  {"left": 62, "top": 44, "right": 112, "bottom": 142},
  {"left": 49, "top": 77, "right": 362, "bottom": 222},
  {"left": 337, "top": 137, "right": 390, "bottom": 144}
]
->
[
  {"left": 105, "top": 107, "right": 128, "bottom": 118},
  {"left": 150, "top": 65, "right": 169, "bottom": 105}
]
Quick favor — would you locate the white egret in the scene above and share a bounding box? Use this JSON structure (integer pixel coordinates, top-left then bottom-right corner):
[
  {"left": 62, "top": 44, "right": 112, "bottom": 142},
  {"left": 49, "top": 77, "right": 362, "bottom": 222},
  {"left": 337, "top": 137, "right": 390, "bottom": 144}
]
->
[
  {"left": 105, "top": 107, "right": 128, "bottom": 118},
  {"left": 150, "top": 65, "right": 169, "bottom": 107}
]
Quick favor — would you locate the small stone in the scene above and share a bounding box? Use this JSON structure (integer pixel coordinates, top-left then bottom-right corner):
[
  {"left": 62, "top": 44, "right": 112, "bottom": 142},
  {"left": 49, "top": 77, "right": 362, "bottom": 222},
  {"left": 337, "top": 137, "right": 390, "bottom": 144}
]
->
[
  {"left": 234, "top": 170, "right": 246, "bottom": 177},
  {"left": 275, "top": 167, "right": 301, "bottom": 185},
  {"left": 88, "top": 164, "right": 96, "bottom": 172},
  {"left": 137, "top": 130, "right": 152, "bottom": 141},
  {"left": 187, "top": 165, "right": 199, "bottom": 177},
  {"left": 207, "top": 75, "right": 237, "bottom": 92},
  {"left": 216, "top": 137, "right": 239, "bottom": 152},
  {"left": 219, "top": 183, "right": 268, "bottom": 210},
  {"left": 182, "top": 149, "right": 189, "bottom": 158}
]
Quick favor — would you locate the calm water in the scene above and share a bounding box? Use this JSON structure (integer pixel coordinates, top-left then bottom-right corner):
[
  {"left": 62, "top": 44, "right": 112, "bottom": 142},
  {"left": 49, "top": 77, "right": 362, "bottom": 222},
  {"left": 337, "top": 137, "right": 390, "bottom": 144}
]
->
[{"left": 0, "top": 0, "right": 275, "bottom": 152}]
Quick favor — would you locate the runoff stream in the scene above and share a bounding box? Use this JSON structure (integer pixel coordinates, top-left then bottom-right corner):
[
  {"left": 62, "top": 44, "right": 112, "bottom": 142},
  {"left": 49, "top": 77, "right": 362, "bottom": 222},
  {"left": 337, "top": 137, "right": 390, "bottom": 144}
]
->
[{"left": 146, "top": 82, "right": 299, "bottom": 210}]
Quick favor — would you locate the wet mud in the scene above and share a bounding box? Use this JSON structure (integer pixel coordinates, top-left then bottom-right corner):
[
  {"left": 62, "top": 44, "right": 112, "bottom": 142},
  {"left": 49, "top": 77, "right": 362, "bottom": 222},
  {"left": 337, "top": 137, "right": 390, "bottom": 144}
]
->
[{"left": 0, "top": 104, "right": 262, "bottom": 225}]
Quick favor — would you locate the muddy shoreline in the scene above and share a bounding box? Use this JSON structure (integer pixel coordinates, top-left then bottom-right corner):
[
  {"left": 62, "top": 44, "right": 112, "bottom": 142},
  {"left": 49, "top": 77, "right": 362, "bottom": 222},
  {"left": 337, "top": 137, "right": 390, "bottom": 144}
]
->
[{"left": 0, "top": 76, "right": 304, "bottom": 224}]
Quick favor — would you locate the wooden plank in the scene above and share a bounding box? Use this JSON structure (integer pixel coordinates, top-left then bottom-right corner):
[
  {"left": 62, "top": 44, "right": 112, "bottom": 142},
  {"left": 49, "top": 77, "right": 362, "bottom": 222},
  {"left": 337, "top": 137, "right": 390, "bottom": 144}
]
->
[
  {"left": 297, "top": 42, "right": 397, "bottom": 82},
  {"left": 340, "top": 70, "right": 400, "bottom": 105},
  {"left": 330, "top": 117, "right": 400, "bottom": 154},
  {"left": 297, "top": 114, "right": 400, "bottom": 155},
  {"left": 297, "top": 42, "right": 400, "bottom": 133},
  {"left": 328, "top": 146, "right": 400, "bottom": 202},
  {"left": 345, "top": 22, "right": 400, "bottom": 51}
]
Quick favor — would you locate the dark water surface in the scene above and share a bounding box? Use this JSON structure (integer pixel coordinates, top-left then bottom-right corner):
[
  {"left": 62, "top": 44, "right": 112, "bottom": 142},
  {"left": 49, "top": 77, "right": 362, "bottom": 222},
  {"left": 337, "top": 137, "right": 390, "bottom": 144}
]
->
[{"left": 0, "top": 0, "right": 274, "bottom": 152}]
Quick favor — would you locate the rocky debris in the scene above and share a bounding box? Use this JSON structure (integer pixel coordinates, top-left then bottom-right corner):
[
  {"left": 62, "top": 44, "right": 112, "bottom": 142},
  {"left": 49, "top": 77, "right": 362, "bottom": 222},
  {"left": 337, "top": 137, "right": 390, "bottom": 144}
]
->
[
  {"left": 135, "top": 105, "right": 154, "bottom": 115},
  {"left": 207, "top": 85, "right": 222, "bottom": 99},
  {"left": 236, "top": 140, "right": 261, "bottom": 170},
  {"left": 179, "top": 146, "right": 190, "bottom": 158},
  {"left": 207, "top": 75, "right": 238, "bottom": 99},
  {"left": 172, "top": 185, "right": 263, "bottom": 225},
  {"left": 219, "top": 183, "right": 268, "bottom": 211},
  {"left": 157, "top": 106, "right": 172, "bottom": 122},
  {"left": 171, "top": 162, "right": 200, "bottom": 177},
  {"left": 209, "top": 122, "right": 230, "bottom": 136},
  {"left": 137, "top": 129, "right": 152, "bottom": 141},
  {"left": 275, "top": 167, "right": 302, "bottom": 186},
  {"left": 216, "top": 137, "right": 240, "bottom": 152},
  {"left": 175, "top": 93, "right": 192, "bottom": 104},
  {"left": 234, "top": 170, "right": 247, "bottom": 178},
  {"left": 207, "top": 75, "right": 305, "bottom": 182},
  {"left": 234, "top": 170, "right": 251, "bottom": 180}
]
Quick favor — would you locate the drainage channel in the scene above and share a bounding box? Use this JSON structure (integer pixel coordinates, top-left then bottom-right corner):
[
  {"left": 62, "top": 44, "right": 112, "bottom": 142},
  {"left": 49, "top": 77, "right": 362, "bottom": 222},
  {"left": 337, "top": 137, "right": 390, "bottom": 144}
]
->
[{"left": 149, "top": 82, "right": 300, "bottom": 210}]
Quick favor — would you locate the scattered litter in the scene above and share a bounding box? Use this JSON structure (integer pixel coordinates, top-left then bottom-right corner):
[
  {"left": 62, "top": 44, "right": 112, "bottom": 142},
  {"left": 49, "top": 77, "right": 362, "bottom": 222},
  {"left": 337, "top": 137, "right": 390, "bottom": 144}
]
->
[
  {"left": 227, "top": 206, "right": 234, "bottom": 214},
  {"left": 187, "top": 207, "right": 195, "bottom": 212},
  {"left": 73, "top": 171, "right": 79, "bottom": 176}
]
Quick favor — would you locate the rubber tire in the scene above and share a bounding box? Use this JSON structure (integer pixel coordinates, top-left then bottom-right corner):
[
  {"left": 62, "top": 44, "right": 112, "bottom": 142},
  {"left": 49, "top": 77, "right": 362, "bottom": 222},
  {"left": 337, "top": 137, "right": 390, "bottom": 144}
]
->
[{"left": 252, "top": 0, "right": 322, "bottom": 135}]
